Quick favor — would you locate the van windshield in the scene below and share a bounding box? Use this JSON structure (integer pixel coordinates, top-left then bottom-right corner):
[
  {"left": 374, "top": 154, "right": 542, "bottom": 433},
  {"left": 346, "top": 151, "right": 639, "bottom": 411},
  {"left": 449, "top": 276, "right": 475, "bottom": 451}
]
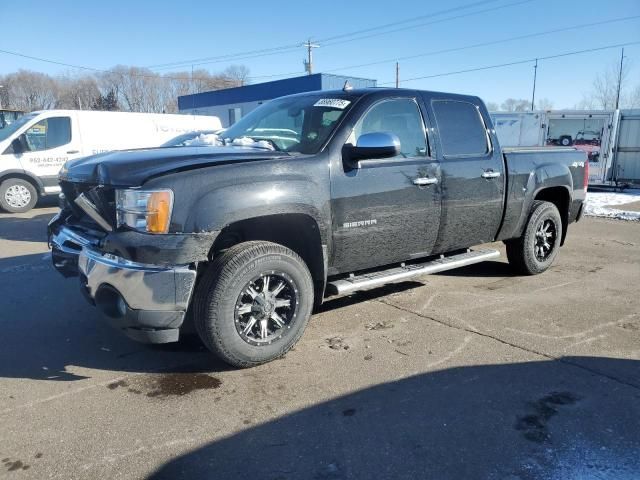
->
[
  {"left": 221, "top": 94, "right": 356, "bottom": 154},
  {"left": 0, "top": 113, "right": 37, "bottom": 143}
]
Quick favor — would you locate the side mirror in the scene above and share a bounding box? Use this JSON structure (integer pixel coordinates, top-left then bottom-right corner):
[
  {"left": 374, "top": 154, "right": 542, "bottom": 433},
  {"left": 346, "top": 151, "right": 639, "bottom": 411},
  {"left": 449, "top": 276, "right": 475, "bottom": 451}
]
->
[
  {"left": 344, "top": 132, "right": 401, "bottom": 165},
  {"left": 11, "top": 137, "right": 24, "bottom": 155}
]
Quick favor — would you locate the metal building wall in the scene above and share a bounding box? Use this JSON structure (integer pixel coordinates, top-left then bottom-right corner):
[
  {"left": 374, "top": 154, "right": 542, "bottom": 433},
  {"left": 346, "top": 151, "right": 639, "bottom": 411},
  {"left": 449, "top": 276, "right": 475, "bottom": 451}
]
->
[{"left": 614, "top": 110, "right": 640, "bottom": 184}]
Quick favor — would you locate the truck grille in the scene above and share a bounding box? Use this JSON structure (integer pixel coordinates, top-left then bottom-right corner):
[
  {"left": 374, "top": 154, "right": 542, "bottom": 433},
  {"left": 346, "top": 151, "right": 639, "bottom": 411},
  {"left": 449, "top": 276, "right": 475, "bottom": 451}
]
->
[{"left": 59, "top": 181, "right": 116, "bottom": 230}]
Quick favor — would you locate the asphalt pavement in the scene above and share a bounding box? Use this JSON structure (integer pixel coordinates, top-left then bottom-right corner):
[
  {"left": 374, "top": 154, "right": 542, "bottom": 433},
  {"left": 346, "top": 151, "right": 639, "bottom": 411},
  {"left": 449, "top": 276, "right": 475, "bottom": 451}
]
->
[{"left": 1, "top": 203, "right": 639, "bottom": 479}]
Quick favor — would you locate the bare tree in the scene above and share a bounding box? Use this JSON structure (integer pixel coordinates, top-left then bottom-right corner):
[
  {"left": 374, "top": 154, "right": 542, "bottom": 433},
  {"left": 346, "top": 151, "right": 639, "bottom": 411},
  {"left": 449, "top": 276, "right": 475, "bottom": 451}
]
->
[
  {"left": 578, "top": 59, "right": 640, "bottom": 109},
  {"left": 485, "top": 101, "right": 499, "bottom": 112},
  {"left": 536, "top": 98, "right": 554, "bottom": 110},
  {"left": 0, "top": 64, "right": 251, "bottom": 113},
  {"left": 56, "top": 75, "right": 100, "bottom": 109},
  {"left": 223, "top": 65, "right": 251, "bottom": 87},
  {"left": 500, "top": 98, "right": 530, "bottom": 112},
  {"left": 2, "top": 70, "right": 57, "bottom": 111}
]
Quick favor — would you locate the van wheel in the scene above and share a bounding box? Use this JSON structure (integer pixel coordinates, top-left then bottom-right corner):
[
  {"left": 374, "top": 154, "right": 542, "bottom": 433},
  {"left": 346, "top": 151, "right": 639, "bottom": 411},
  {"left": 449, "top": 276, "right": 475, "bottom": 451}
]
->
[
  {"left": 505, "top": 201, "right": 562, "bottom": 275},
  {"left": 193, "top": 241, "right": 314, "bottom": 368},
  {"left": 0, "top": 178, "right": 38, "bottom": 213}
]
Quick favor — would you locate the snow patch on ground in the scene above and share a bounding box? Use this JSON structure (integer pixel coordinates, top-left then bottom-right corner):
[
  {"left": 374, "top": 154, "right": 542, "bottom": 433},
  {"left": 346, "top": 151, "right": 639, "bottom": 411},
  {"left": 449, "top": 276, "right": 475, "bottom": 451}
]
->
[{"left": 584, "top": 189, "right": 640, "bottom": 221}]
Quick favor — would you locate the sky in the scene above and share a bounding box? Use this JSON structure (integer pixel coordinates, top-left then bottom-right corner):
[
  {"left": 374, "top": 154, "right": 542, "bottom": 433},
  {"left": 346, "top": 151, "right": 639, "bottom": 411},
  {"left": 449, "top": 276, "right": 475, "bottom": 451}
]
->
[{"left": 1, "top": 0, "right": 639, "bottom": 109}]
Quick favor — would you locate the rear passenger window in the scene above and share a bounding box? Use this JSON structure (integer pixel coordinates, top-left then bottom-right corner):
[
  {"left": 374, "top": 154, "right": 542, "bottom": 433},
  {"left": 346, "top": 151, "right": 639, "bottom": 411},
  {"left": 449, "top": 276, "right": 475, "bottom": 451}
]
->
[{"left": 432, "top": 100, "right": 489, "bottom": 157}]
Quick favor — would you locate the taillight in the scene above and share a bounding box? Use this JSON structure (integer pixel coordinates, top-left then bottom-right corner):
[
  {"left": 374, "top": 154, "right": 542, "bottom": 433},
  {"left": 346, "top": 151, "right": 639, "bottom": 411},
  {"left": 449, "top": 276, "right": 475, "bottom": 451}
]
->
[{"left": 583, "top": 159, "right": 589, "bottom": 193}]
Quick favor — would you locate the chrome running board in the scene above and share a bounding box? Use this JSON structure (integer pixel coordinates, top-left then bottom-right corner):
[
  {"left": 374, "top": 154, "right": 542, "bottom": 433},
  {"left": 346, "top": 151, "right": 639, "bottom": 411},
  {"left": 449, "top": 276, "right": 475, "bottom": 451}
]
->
[{"left": 326, "top": 249, "right": 500, "bottom": 295}]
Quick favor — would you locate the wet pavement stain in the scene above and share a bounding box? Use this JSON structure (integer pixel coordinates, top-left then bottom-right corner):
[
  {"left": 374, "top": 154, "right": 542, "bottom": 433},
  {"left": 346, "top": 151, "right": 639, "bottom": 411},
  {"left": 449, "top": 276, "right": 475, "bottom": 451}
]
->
[
  {"left": 105, "top": 373, "right": 222, "bottom": 398},
  {"left": 2, "top": 458, "right": 30, "bottom": 472},
  {"left": 515, "top": 391, "right": 581, "bottom": 443},
  {"left": 106, "top": 379, "right": 128, "bottom": 390},
  {"left": 145, "top": 373, "right": 222, "bottom": 398}
]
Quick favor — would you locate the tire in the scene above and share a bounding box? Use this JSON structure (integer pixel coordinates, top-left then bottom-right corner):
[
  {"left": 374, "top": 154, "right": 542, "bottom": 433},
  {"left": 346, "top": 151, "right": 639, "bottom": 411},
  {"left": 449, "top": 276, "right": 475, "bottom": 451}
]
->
[
  {"left": 560, "top": 136, "right": 572, "bottom": 146},
  {"left": 505, "top": 201, "right": 562, "bottom": 275},
  {"left": 0, "top": 178, "right": 38, "bottom": 213},
  {"left": 193, "top": 241, "right": 314, "bottom": 368}
]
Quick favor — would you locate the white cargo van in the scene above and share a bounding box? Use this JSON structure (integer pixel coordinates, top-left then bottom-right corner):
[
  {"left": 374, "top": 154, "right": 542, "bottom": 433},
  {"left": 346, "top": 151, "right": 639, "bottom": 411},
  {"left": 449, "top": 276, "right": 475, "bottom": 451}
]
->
[{"left": 0, "top": 110, "right": 221, "bottom": 212}]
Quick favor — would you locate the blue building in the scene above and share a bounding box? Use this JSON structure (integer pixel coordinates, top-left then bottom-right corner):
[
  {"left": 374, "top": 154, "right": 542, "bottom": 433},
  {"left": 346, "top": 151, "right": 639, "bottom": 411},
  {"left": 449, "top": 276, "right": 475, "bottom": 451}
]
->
[{"left": 178, "top": 73, "right": 377, "bottom": 127}]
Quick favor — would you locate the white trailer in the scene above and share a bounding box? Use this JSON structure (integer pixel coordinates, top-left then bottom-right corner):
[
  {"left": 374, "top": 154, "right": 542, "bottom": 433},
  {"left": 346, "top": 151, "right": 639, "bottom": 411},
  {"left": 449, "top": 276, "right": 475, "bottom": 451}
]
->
[
  {"left": 0, "top": 110, "right": 221, "bottom": 212},
  {"left": 491, "top": 109, "right": 640, "bottom": 187}
]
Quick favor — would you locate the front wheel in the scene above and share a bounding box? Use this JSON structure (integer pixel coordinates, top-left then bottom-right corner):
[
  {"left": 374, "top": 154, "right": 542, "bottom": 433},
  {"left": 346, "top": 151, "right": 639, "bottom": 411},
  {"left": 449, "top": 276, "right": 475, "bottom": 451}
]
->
[
  {"left": 505, "top": 201, "right": 562, "bottom": 275},
  {"left": 0, "top": 178, "right": 38, "bottom": 213},
  {"left": 193, "top": 241, "right": 314, "bottom": 368}
]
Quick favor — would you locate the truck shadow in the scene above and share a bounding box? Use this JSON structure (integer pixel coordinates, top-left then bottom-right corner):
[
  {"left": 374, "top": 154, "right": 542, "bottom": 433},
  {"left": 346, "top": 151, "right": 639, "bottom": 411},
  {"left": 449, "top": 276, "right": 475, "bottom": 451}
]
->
[
  {"left": 0, "top": 256, "right": 428, "bottom": 382},
  {"left": 147, "top": 356, "right": 640, "bottom": 480},
  {"left": 0, "top": 211, "right": 57, "bottom": 242}
]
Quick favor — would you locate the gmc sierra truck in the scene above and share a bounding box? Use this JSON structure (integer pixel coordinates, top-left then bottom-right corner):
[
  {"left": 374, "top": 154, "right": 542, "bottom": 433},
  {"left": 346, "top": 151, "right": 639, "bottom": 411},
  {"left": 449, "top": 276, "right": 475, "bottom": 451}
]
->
[{"left": 48, "top": 88, "right": 588, "bottom": 367}]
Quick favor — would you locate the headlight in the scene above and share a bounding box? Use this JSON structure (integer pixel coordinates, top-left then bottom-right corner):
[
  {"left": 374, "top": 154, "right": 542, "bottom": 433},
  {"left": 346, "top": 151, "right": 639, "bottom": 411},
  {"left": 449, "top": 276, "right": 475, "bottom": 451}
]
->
[{"left": 116, "top": 189, "right": 173, "bottom": 234}]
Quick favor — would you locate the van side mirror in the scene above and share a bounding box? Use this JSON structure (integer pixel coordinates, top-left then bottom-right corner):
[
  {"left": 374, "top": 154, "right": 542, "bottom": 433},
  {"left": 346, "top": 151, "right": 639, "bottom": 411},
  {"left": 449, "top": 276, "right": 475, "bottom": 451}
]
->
[
  {"left": 11, "top": 136, "right": 24, "bottom": 154},
  {"left": 343, "top": 132, "right": 401, "bottom": 168}
]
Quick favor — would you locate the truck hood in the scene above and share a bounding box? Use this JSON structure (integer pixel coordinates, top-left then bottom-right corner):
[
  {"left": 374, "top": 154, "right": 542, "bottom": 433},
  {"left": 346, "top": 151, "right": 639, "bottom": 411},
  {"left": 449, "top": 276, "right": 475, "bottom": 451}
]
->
[{"left": 59, "top": 146, "right": 288, "bottom": 186}]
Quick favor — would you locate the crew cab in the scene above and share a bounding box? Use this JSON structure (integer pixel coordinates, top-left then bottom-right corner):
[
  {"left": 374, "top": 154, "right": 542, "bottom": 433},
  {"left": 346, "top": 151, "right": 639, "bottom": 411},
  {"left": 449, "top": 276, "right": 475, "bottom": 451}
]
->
[{"left": 48, "top": 88, "right": 588, "bottom": 367}]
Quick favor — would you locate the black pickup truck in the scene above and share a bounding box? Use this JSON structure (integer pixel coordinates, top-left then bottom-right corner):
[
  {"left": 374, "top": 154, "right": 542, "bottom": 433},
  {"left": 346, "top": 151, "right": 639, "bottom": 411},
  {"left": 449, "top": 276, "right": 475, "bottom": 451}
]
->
[{"left": 48, "top": 88, "right": 588, "bottom": 367}]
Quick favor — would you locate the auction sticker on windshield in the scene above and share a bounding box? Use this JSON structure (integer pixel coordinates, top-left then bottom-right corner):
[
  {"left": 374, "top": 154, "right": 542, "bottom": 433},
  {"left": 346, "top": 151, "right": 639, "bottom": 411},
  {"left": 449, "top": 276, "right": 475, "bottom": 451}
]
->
[{"left": 314, "top": 99, "right": 351, "bottom": 109}]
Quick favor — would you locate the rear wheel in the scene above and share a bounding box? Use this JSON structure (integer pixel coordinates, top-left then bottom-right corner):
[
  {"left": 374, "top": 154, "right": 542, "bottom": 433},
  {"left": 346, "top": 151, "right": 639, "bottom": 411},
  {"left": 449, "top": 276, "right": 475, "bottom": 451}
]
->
[
  {"left": 0, "top": 178, "right": 38, "bottom": 213},
  {"left": 193, "top": 241, "right": 314, "bottom": 368},
  {"left": 506, "top": 201, "right": 562, "bottom": 275}
]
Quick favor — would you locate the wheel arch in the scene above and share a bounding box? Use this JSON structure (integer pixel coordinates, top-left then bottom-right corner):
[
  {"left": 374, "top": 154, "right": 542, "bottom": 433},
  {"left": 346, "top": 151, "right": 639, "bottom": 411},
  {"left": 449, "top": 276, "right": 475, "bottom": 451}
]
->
[
  {"left": 0, "top": 170, "right": 44, "bottom": 195},
  {"left": 533, "top": 186, "right": 571, "bottom": 246},
  {"left": 208, "top": 213, "right": 327, "bottom": 305}
]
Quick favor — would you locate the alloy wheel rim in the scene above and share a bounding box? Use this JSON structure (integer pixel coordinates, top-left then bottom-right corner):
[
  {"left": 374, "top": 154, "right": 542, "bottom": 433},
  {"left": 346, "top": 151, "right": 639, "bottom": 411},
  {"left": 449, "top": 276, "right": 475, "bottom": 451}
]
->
[
  {"left": 534, "top": 218, "right": 556, "bottom": 261},
  {"left": 234, "top": 271, "right": 298, "bottom": 345},
  {"left": 5, "top": 185, "right": 31, "bottom": 209}
]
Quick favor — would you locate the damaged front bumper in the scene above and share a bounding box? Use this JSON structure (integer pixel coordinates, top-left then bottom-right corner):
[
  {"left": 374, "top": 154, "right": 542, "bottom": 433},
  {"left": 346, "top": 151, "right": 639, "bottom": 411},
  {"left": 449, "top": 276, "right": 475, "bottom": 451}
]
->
[{"left": 49, "top": 220, "right": 199, "bottom": 344}]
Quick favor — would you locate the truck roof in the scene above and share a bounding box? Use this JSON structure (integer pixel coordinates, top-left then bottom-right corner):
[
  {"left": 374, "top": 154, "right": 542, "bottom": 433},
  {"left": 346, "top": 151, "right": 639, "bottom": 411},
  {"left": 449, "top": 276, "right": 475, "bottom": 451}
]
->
[{"left": 285, "top": 87, "right": 483, "bottom": 105}]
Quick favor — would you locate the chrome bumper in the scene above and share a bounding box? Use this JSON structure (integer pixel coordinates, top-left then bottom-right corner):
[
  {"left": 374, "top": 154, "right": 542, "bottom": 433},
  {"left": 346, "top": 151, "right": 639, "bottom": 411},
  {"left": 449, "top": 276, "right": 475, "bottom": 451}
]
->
[
  {"left": 78, "top": 248, "right": 196, "bottom": 313},
  {"left": 50, "top": 225, "right": 197, "bottom": 343}
]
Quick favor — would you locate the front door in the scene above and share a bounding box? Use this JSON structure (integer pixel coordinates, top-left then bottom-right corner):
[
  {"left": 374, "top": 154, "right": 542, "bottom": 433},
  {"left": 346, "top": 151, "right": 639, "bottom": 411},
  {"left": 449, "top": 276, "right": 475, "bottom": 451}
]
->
[
  {"left": 19, "top": 114, "right": 80, "bottom": 193},
  {"left": 330, "top": 96, "right": 441, "bottom": 274},
  {"left": 426, "top": 97, "right": 505, "bottom": 253}
]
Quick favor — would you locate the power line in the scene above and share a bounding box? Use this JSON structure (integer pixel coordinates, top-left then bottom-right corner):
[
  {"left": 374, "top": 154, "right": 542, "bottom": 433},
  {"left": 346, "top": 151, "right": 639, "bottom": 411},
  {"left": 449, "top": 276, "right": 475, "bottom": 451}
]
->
[
  {"left": 247, "top": 15, "right": 639, "bottom": 82},
  {"left": 322, "top": 15, "right": 640, "bottom": 74},
  {"left": 147, "top": 0, "right": 533, "bottom": 71},
  {"left": 321, "top": 0, "right": 534, "bottom": 47},
  {"left": 378, "top": 41, "right": 640, "bottom": 85},
  {"left": 315, "top": 0, "right": 504, "bottom": 43}
]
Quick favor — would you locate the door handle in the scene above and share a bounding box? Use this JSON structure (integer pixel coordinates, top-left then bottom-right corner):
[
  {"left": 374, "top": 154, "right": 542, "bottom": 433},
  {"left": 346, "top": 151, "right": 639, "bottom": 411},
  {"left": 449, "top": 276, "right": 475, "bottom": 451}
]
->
[
  {"left": 481, "top": 170, "right": 501, "bottom": 179},
  {"left": 66, "top": 150, "right": 79, "bottom": 154},
  {"left": 413, "top": 177, "right": 438, "bottom": 186}
]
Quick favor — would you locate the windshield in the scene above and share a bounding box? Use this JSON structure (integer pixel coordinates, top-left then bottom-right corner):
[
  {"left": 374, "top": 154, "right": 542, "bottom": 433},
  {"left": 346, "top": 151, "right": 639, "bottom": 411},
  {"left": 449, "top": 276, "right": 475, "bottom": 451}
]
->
[
  {"left": 0, "top": 113, "right": 37, "bottom": 143},
  {"left": 221, "top": 94, "right": 355, "bottom": 154}
]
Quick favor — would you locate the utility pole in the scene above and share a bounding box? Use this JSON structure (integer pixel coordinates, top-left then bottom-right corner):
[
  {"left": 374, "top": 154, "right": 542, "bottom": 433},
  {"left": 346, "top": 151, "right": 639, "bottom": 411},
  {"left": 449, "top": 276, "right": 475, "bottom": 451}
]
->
[
  {"left": 531, "top": 58, "right": 538, "bottom": 111},
  {"left": 615, "top": 48, "right": 625, "bottom": 110},
  {"left": 395, "top": 62, "right": 400, "bottom": 88},
  {"left": 302, "top": 39, "right": 319, "bottom": 75}
]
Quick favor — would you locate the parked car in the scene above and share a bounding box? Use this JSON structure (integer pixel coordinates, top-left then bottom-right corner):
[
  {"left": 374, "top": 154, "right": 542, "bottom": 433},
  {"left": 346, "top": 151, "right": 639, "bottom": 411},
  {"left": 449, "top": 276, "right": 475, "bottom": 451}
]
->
[
  {"left": 49, "top": 88, "right": 588, "bottom": 367},
  {"left": 575, "top": 130, "right": 601, "bottom": 145},
  {"left": 0, "top": 110, "right": 221, "bottom": 212},
  {"left": 547, "top": 134, "right": 573, "bottom": 146}
]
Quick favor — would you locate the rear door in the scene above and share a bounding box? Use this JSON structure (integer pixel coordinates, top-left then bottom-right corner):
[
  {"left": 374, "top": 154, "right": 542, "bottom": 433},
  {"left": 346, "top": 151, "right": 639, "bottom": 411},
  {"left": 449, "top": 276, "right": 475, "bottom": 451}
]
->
[
  {"left": 330, "top": 95, "right": 441, "bottom": 274},
  {"left": 425, "top": 96, "right": 505, "bottom": 253}
]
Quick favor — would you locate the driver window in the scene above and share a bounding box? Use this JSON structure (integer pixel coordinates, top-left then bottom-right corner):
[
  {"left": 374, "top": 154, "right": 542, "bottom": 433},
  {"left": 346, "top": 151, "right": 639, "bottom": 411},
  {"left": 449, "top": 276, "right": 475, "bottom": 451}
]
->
[
  {"left": 24, "top": 117, "right": 71, "bottom": 152},
  {"left": 354, "top": 99, "right": 428, "bottom": 157}
]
